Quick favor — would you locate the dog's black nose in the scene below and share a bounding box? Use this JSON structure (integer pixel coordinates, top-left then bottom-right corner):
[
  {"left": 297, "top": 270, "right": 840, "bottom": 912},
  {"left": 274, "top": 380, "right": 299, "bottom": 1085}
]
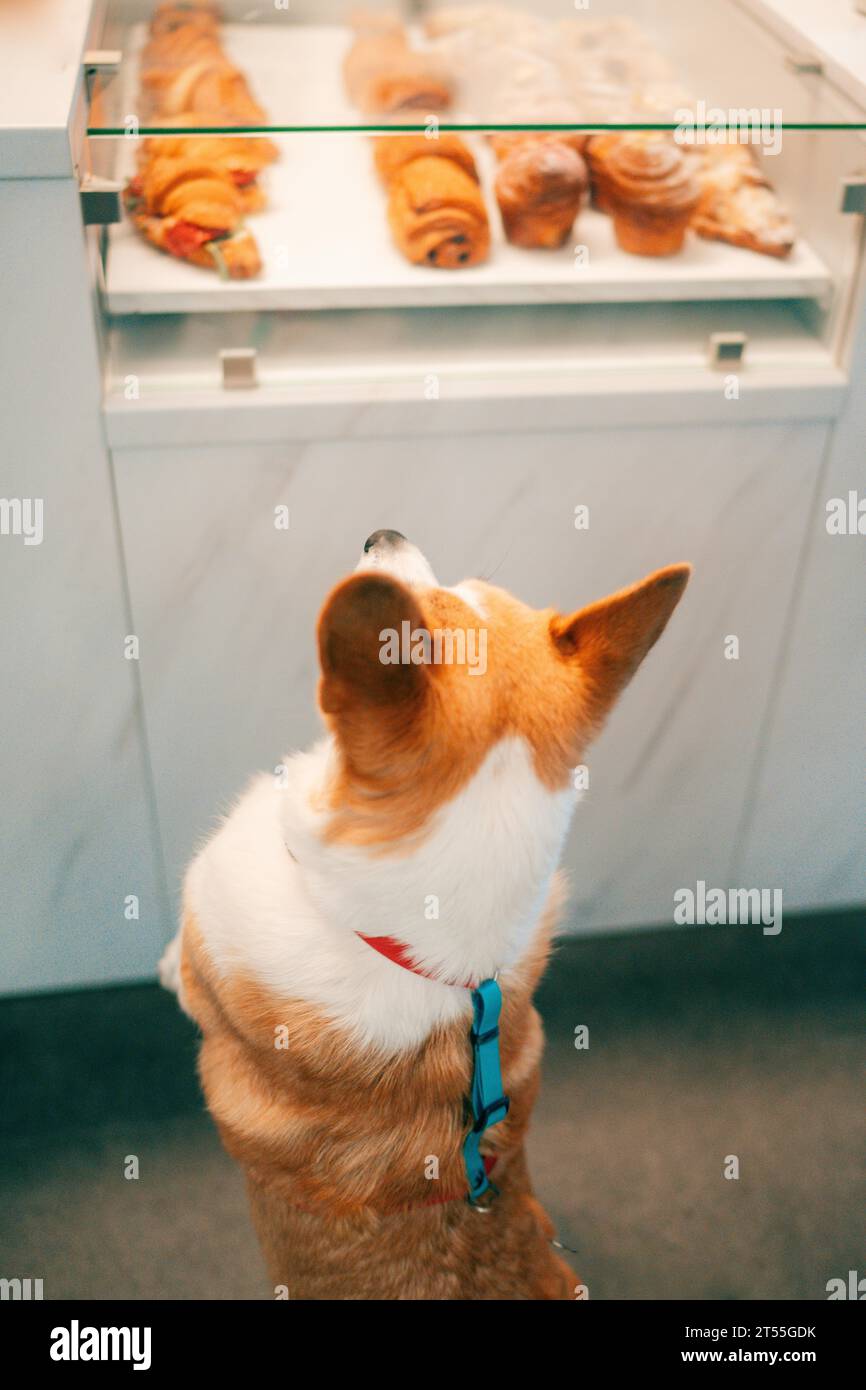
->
[{"left": 364, "top": 529, "right": 407, "bottom": 553}]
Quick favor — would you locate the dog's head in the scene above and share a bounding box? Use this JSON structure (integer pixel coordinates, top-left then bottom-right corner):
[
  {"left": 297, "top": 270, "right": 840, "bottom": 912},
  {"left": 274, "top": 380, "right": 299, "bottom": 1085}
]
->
[{"left": 315, "top": 531, "right": 689, "bottom": 847}]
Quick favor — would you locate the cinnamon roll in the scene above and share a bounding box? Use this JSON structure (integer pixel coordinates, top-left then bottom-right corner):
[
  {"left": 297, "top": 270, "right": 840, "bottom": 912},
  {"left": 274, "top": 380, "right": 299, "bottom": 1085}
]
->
[{"left": 587, "top": 133, "right": 700, "bottom": 256}]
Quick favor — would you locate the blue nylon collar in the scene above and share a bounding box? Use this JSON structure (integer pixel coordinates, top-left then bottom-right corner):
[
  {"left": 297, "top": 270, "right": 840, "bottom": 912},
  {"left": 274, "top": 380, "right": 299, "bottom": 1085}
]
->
[
  {"left": 285, "top": 839, "right": 510, "bottom": 1207},
  {"left": 462, "top": 977, "right": 510, "bottom": 1204}
]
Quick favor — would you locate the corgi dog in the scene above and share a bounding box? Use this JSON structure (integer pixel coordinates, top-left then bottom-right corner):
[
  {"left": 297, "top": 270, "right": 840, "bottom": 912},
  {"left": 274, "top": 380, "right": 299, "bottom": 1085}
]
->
[{"left": 160, "top": 530, "right": 690, "bottom": 1300}]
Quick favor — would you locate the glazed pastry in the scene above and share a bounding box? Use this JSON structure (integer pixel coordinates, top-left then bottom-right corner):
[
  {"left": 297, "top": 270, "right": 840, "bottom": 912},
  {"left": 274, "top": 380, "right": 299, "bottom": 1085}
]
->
[
  {"left": 693, "top": 142, "right": 765, "bottom": 188},
  {"left": 373, "top": 134, "right": 479, "bottom": 186},
  {"left": 587, "top": 132, "right": 700, "bottom": 255},
  {"left": 690, "top": 144, "right": 795, "bottom": 258},
  {"left": 343, "top": 16, "right": 453, "bottom": 115},
  {"left": 694, "top": 182, "right": 795, "bottom": 258},
  {"left": 387, "top": 156, "right": 490, "bottom": 268},
  {"left": 494, "top": 138, "right": 588, "bottom": 249},
  {"left": 124, "top": 158, "right": 261, "bottom": 278}
]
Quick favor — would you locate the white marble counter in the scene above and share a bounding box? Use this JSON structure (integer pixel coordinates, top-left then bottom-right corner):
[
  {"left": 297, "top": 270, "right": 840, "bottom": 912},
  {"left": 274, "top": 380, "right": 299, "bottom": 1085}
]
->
[{"left": 0, "top": 0, "right": 95, "bottom": 178}]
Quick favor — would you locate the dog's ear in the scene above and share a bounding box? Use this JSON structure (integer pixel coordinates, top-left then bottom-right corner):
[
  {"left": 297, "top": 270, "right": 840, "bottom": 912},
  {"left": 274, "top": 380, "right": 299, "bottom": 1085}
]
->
[
  {"left": 550, "top": 563, "right": 691, "bottom": 723},
  {"left": 317, "top": 572, "right": 430, "bottom": 717}
]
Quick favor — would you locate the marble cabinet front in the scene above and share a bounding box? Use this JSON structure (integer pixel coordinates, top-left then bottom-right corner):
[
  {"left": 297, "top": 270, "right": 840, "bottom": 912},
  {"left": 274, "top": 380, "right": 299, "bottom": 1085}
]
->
[{"left": 114, "top": 418, "right": 828, "bottom": 943}]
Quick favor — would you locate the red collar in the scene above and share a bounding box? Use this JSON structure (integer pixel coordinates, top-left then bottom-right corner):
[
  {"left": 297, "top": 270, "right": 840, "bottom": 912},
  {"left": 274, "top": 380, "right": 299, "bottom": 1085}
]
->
[
  {"left": 287, "top": 836, "right": 478, "bottom": 989},
  {"left": 355, "top": 932, "right": 478, "bottom": 990},
  {"left": 285, "top": 845, "right": 500, "bottom": 1207},
  {"left": 352, "top": 938, "right": 501, "bottom": 1200},
  {"left": 287, "top": 838, "right": 477, "bottom": 989}
]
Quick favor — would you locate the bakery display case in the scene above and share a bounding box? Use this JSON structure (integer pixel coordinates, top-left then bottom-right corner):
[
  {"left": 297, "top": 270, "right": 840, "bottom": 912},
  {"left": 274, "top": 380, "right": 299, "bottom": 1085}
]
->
[
  {"left": 2, "top": 0, "right": 865, "bottom": 993},
  {"left": 87, "top": 2, "right": 858, "bottom": 321},
  {"left": 71, "top": 0, "right": 866, "bottom": 421}
]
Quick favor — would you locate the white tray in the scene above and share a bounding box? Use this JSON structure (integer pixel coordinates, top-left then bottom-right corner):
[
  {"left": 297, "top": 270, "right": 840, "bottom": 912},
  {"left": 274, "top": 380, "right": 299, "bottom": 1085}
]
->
[{"left": 103, "top": 24, "right": 832, "bottom": 316}]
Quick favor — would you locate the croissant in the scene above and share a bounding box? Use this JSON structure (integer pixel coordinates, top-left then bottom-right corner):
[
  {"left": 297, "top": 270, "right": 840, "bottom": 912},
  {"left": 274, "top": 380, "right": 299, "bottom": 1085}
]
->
[
  {"left": 494, "top": 137, "right": 588, "bottom": 249},
  {"left": 690, "top": 145, "right": 795, "bottom": 258},
  {"left": 386, "top": 155, "right": 490, "bottom": 268},
  {"left": 373, "top": 134, "right": 479, "bottom": 186},
  {"left": 586, "top": 132, "right": 700, "bottom": 256},
  {"left": 140, "top": 40, "right": 227, "bottom": 112},
  {"left": 134, "top": 157, "right": 240, "bottom": 220},
  {"left": 126, "top": 5, "right": 266, "bottom": 278},
  {"left": 142, "top": 32, "right": 223, "bottom": 74},
  {"left": 141, "top": 112, "right": 278, "bottom": 166},
  {"left": 124, "top": 158, "right": 261, "bottom": 278},
  {"left": 147, "top": 58, "right": 266, "bottom": 124},
  {"left": 133, "top": 215, "right": 261, "bottom": 277},
  {"left": 140, "top": 120, "right": 278, "bottom": 212}
]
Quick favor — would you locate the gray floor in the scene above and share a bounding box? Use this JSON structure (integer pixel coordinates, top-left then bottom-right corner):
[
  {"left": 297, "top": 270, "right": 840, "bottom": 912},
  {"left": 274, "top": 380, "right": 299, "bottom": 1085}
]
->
[{"left": 1, "top": 912, "right": 863, "bottom": 1300}]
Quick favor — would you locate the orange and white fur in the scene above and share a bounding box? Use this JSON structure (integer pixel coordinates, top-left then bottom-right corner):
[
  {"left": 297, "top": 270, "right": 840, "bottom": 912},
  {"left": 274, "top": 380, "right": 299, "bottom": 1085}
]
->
[{"left": 160, "top": 530, "right": 690, "bottom": 1300}]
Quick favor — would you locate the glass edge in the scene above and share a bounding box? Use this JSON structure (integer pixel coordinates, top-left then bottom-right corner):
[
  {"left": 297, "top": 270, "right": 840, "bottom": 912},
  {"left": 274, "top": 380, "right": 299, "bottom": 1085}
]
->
[{"left": 86, "top": 121, "right": 866, "bottom": 135}]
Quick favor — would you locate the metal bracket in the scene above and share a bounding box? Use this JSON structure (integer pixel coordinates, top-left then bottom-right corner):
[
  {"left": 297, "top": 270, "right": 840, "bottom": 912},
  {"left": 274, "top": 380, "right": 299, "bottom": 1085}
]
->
[
  {"left": 783, "top": 51, "right": 824, "bottom": 76},
  {"left": 220, "top": 348, "right": 258, "bottom": 390},
  {"left": 83, "top": 49, "right": 122, "bottom": 105},
  {"left": 840, "top": 175, "right": 866, "bottom": 214},
  {"left": 80, "top": 174, "right": 123, "bottom": 225},
  {"left": 708, "top": 332, "right": 747, "bottom": 370}
]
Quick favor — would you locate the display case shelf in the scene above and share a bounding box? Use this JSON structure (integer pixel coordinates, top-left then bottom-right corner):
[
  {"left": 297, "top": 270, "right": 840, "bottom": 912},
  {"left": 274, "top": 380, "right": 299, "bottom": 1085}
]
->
[
  {"left": 104, "top": 155, "right": 831, "bottom": 313},
  {"left": 102, "top": 21, "right": 833, "bottom": 314}
]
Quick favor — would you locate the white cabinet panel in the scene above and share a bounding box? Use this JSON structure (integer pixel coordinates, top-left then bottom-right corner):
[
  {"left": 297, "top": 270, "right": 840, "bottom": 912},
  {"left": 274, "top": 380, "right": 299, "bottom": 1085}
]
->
[
  {"left": 0, "top": 179, "right": 169, "bottom": 993},
  {"left": 115, "top": 420, "right": 827, "bottom": 935},
  {"left": 738, "top": 330, "right": 866, "bottom": 909}
]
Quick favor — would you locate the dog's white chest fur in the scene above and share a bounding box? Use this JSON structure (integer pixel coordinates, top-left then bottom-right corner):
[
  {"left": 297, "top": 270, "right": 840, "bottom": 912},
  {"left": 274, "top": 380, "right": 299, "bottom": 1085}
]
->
[{"left": 175, "top": 736, "right": 578, "bottom": 1053}]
